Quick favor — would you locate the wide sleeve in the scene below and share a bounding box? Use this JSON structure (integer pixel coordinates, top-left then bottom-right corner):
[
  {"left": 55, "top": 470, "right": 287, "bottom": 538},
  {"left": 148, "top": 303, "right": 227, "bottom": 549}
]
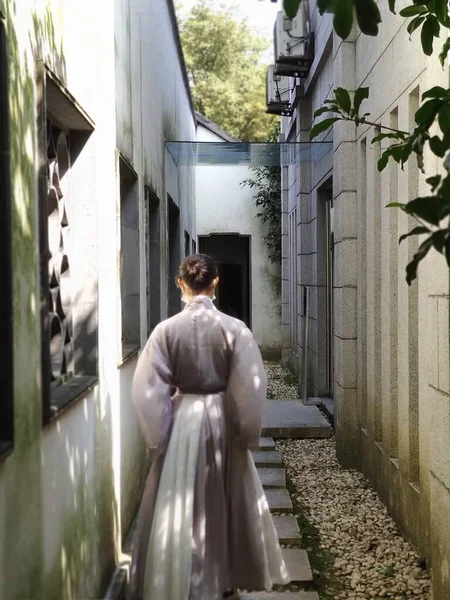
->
[
  {"left": 131, "top": 326, "right": 173, "bottom": 456},
  {"left": 226, "top": 327, "right": 268, "bottom": 450}
]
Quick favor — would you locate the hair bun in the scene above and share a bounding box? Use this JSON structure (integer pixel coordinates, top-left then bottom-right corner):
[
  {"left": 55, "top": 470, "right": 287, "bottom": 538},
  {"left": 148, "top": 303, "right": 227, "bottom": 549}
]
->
[{"left": 177, "top": 254, "right": 218, "bottom": 293}]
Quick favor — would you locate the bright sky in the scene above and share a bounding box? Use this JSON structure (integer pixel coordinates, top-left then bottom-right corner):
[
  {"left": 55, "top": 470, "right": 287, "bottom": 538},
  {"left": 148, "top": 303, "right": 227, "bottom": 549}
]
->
[{"left": 178, "top": 0, "right": 280, "bottom": 42}]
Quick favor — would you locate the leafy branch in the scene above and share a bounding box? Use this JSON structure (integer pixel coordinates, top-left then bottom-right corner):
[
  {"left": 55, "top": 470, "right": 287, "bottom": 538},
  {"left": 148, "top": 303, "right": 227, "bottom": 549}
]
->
[
  {"left": 311, "top": 86, "right": 450, "bottom": 284},
  {"left": 279, "top": 0, "right": 450, "bottom": 283},
  {"left": 284, "top": 0, "right": 450, "bottom": 68},
  {"left": 241, "top": 164, "right": 282, "bottom": 264}
]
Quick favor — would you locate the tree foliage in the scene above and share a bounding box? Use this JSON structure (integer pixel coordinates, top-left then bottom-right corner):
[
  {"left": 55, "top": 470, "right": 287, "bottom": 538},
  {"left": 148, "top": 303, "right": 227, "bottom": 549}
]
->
[
  {"left": 304, "top": 0, "right": 450, "bottom": 284},
  {"left": 179, "top": 0, "right": 276, "bottom": 141}
]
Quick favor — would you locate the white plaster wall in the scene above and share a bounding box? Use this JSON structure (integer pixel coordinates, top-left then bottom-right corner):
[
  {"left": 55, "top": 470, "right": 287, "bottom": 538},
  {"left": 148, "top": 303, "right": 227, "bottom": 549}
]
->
[
  {"left": 195, "top": 124, "right": 282, "bottom": 353},
  {"left": 114, "top": 0, "right": 196, "bottom": 537},
  {"left": 0, "top": 0, "right": 196, "bottom": 598}
]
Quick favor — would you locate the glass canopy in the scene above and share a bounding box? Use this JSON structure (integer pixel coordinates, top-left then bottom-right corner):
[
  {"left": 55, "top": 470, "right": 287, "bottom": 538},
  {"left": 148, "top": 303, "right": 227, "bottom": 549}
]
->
[{"left": 165, "top": 141, "right": 332, "bottom": 167}]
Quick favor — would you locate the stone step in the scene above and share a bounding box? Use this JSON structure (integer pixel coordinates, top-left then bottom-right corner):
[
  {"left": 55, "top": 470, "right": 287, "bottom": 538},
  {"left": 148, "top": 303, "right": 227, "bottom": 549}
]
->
[
  {"left": 259, "top": 437, "right": 276, "bottom": 451},
  {"left": 282, "top": 548, "right": 314, "bottom": 584},
  {"left": 240, "top": 550, "right": 314, "bottom": 596},
  {"left": 252, "top": 450, "right": 283, "bottom": 468},
  {"left": 262, "top": 400, "right": 332, "bottom": 439},
  {"left": 265, "top": 488, "right": 293, "bottom": 513},
  {"left": 257, "top": 468, "right": 286, "bottom": 489},
  {"left": 241, "top": 592, "right": 319, "bottom": 600},
  {"left": 272, "top": 514, "right": 301, "bottom": 545}
]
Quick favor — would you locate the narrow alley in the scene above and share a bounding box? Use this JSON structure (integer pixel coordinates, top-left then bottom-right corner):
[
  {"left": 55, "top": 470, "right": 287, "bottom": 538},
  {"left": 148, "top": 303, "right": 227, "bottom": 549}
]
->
[{"left": 1, "top": 0, "right": 450, "bottom": 599}]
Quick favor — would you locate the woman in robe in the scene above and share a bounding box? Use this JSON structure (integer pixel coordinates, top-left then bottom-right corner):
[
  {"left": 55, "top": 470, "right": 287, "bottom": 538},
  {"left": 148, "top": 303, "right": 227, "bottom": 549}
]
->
[{"left": 128, "top": 254, "right": 289, "bottom": 600}]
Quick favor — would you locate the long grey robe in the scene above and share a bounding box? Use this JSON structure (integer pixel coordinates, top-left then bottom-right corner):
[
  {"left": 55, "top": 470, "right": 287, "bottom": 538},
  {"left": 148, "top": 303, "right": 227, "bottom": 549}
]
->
[{"left": 128, "top": 295, "right": 289, "bottom": 600}]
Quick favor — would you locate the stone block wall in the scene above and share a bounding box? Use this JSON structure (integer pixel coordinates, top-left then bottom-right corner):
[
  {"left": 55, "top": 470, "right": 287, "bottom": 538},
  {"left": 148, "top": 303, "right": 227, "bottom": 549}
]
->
[{"left": 281, "top": 3, "right": 450, "bottom": 596}]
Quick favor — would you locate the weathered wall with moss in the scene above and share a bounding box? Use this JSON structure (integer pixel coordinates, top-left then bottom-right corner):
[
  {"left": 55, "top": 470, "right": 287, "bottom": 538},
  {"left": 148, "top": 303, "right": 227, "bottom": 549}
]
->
[
  {"left": 195, "top": 124, "right": 282, "bottom": 353},
  {"left": 0, "top": 0, "right": 196, "bottom": 598},
  {"left": 114, "top": 0, "right": 196, "bottom": 537}
]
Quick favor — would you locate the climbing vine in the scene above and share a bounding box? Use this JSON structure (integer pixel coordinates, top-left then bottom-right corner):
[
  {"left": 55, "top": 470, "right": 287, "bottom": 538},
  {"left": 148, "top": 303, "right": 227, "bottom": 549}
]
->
[
  {"left": 242, "top": 164, "right": 282, "bottom": 264},
  {"left": 278, "top": 0, "right": 450, "bottom": 284},
  {"left": 241, "top": 123, "right": 282, "bottom": 264}
]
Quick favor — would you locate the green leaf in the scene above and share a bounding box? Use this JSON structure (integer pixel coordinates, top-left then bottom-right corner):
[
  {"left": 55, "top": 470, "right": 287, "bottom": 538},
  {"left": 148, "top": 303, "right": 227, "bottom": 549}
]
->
[
  {"left": 407, "top": 15, "right": 426, "bottom": 35},
  {"left": 430, "top": 14, "right": 441, "bottom": 36},
  {"left": 415, "top": 98, "right": 443, "bottom": 126},
  {"left": 431, "top": 230, "right": 447, "bottom": 252},
  {"left": 283, "top": 0, "right": 302, "bottom": 19},
  {"left": 334, "top": 87, "right": 352, "bottom": 113},
  {"left": 378, "top": 150, "right": 391, "bottom": 171},
  {"left": 386, "top": 202, "right": 406, "bottom": 208},
  {"left": 421, "top": 16, "right": 436, "bottom": 55},
  {"left": 445, "top": 236, "right": 450, "bottom": 267},
  {"left": 353, "top": 87, "right": 369, "bottom": 113},
  {"left": 400, "top": 5, "right": 427, "bottom": 16},
  {"left": 422, "top": 86, "right": 448, "bottom": 99},
  {"left": 434, "top": 0, "right": 448, "bottom": 24},
  {"left": 406, "top": 236, "right": 434, "bottom": 285},
  {"left": 372, "top": 132, "right": 403, "bottom": 143},
  {"left": 390, "top": 144, "right": 408, "bottom": 163},
  {"left": 310, "top": 117, "right": 339, "bottom": 140},
  {"left": 354, "top": 0, "right": 381, "bottom": 36},
  {"left": 405, "top": 196, "right": 443, "bottom": 225},
  {"left": 429, "top": 135, "right": 446, "bottom": 157},
  {"left": 388, "top": 0, "right": 396, "bottom": 14},
  {"left": 439, "top": 38, "right": 450, "bottom": 66},
  {"left": 399, "top": 226, "right": 430, "bottom": 244},
  {"left": 317, "top": 0, "right": 336, "bottom": 14},
  {"left": 438, "top": 103, "right": 450, "bottom": 133},
  {"left": 426, "top": 174, "right": 442, "bottom": 190},
  {"left": 333, "top": 0, "right": 354, "bottom": 39},
  {"left": 314, "top": 106, "right": 339, "bottom": 117}
]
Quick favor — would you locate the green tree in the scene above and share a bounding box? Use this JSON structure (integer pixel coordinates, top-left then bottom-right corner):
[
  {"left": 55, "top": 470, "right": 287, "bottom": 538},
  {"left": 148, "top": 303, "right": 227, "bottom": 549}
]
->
[
  {"left": 298, "top": 0, "right": 450, "bottom": 284},
  {"left": 179, "top": 0, "right": 277, "bottom": 141}
]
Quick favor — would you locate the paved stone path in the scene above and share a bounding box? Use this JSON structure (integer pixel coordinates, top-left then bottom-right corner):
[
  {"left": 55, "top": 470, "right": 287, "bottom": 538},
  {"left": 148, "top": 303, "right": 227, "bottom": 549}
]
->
[
  {"left": 247, "top": 438, "right": 319, "bottom": 600},
  {"left": 107, "top": 430, "right": 323, "bottom": 600},
  {"left": 262, "top": 400, "right": 332, "bottom": 439}
]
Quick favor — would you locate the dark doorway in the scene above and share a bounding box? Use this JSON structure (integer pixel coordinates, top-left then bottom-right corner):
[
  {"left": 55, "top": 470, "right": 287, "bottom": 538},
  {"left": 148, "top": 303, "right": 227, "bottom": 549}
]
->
[
  {"left": 317, "top": 178, "right": 334, "bottom": 397},
  {"left": 146, "top": 188, "right": 161, "bottom": 334},
  {"left": 168, "top": 195, "right": 180, "bottom": 317},
  {"left": 184, "top": 230, "right": 191, "bottom": 257},
  {"left": 218, "top": 264, "right": 243, "bottom": 319},
  {"left": 199, "top": 234, "right": 250, "bottom": 326}
]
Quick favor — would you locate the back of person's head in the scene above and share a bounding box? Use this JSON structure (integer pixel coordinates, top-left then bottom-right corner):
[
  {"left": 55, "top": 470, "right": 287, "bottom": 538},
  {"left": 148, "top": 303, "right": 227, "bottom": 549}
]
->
[{"left": 178, "top": 254, "right": 218, "bottom": 293}]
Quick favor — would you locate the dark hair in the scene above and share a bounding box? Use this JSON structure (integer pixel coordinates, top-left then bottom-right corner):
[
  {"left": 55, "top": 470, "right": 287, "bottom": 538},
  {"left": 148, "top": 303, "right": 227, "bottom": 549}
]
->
[{"left": 177, "top": 254, "right": 218, "bottom": 293}]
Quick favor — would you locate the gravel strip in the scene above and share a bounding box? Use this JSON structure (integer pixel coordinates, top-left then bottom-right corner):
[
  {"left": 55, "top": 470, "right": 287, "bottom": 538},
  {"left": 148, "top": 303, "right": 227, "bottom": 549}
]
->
[
  {"left": 266, "top": 361, "right": 299, "bottom": 399},
  {"left": 264, "top": 361, "right": 431, "bottom": 600}
]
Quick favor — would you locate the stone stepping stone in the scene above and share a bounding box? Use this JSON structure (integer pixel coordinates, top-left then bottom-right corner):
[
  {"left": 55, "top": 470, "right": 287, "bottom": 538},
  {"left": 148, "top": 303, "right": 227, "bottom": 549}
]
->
[
  {"left": 282, "top": 548, "right": 314, "bottom": 583},
  {"left": 252, "top": 450, "right": 283, "bottom": 467},
  {"left": 265, "top": 488, "right": 293, "bottom": 513},
  {"left": 257, "top": 468, "right": 286, "bottom": 489},
  {"left": 241, "top": 592, "right": 319, "bottom": 600},
  {"left": 262, "top": 400, "right": 332, "bottom": 439},
  {"left": 272, "top": 514, "right": 301, "bottom": 545},
  {"left": 259, "top": 437, "right": 276, "bottom": 451}
]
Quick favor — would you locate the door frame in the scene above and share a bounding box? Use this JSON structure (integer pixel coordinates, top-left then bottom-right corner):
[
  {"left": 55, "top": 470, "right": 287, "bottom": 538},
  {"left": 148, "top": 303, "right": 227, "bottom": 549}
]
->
[{"left": 198, "top": 233, "right": 252, "bottom": 329}]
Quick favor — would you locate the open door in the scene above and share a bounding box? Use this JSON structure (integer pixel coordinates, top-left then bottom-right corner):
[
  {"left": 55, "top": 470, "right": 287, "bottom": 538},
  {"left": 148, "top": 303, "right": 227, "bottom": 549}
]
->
[{"left": 199, "top": 234, "right": 250, "bottom": 327}]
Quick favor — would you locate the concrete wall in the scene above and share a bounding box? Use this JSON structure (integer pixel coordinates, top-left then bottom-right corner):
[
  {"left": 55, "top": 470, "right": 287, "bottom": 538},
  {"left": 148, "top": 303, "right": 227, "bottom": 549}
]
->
[
  {"left": 281, "top": 2, "right": 450, "bottom": 597},
  {"left": 0, "top": 1, "right": 195, "bottom": 598},
  {"left": 195, "top": 123, "right": 282, "bottom": 355}
]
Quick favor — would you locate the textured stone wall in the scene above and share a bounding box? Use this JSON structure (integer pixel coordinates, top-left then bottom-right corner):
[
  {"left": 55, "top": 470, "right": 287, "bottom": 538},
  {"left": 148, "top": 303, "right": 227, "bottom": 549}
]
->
[{"left": 281, "top": 2, "right": 450, "bottom": 597}]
